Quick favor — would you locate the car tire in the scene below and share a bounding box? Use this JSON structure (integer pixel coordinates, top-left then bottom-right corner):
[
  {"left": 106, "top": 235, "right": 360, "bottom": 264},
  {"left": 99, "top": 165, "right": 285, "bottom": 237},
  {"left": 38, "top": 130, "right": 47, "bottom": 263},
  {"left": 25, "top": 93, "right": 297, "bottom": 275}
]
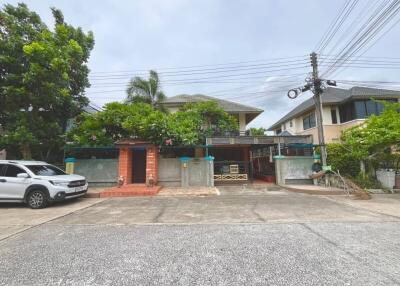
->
[{"left": 27, "top": 189, "right": 48, "bottom": 209}]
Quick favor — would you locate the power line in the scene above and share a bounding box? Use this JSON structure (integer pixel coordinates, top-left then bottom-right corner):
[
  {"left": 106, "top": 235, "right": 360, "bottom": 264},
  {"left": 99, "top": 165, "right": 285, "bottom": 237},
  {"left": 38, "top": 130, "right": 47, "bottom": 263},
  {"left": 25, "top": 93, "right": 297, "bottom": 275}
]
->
[
  {"left": 314, "top": 0, "right": 354, "bottom": 52},
  {"left": 89, "top": 62, "right": 309, "bottom": 80},
  {"left": 89, "top": 55, "right": 308, "bottom": 75},
  {"left": 318, "top": 0, "right": 360, "bottom": 54},
  {"left": 320, "top": 0, "right": 379, "bottom": 62},
  {"left": 322, "top": 0, "right": 400, "bottom": 77},
  {"left": 89, "top": 65, "right": 309, "bottom": 83},
  {"left": 321, "top": 0, "right": 390, "bottom": 76}
]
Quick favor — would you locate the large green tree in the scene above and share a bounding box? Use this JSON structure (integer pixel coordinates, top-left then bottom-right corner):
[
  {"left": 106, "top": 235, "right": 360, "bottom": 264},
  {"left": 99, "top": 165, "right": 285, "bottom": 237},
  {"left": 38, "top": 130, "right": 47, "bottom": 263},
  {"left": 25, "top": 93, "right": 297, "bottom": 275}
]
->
[
  {"left": 68, "top": 102, "right": 168, "bottom": 146},
  {"left": 68, "top": 101, "right": 238, "bottom": 147},
  {"left": 126, "top": 70, "right": 166, "bottom": 111},
  {"left": 0, "top": 3, "right": 94, "bottom": 160}
]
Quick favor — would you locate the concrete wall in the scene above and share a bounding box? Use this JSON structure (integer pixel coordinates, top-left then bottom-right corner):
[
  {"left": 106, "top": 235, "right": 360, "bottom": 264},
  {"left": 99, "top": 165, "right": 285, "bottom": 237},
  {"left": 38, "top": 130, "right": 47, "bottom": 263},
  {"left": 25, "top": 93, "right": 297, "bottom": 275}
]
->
[
  {"left": 274, "top": 156, "right": 314, "bottom": 185},
  {"left": 158, "top": 158, "right": 181, "bottom": 186},
  {"left": 75, "top": 159, "right": 118, "bottom": 187},
  {"left": 297, "top": 119, "right": 366, "bottom": 143},
  {"left": 183, "top": 158, "right": 214, "bottom": 187},
  {"left": 376, "top": 169, "right": 396, "bottom": 190},
  {"left": 158, "top": 157, "right": 214, "bottom": 187}
]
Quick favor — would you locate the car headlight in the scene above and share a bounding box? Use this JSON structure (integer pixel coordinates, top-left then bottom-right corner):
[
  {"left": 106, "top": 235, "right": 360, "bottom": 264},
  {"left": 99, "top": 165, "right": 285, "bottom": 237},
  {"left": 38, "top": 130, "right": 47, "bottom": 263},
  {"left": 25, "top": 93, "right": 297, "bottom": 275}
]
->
[{"left": 49, "top": 180, "right": 70, "bottom": 187}]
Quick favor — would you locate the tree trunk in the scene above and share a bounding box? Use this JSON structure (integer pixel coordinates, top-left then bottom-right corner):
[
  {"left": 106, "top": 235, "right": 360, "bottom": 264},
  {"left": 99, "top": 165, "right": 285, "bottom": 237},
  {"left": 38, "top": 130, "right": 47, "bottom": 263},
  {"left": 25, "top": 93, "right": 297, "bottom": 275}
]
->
[
  {"left": 360, "top": 160, "right": 366, "bottom": 176},
  {"left": 21, "top": 143, "right": 32, "bottom": 160}
]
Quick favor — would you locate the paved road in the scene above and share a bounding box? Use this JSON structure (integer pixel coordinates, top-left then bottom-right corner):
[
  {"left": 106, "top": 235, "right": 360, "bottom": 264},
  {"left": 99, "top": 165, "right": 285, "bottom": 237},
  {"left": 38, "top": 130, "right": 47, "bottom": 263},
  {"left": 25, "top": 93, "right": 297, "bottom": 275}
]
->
[{"left": 1, "top": 187, "right": 400, "bottom": 285}]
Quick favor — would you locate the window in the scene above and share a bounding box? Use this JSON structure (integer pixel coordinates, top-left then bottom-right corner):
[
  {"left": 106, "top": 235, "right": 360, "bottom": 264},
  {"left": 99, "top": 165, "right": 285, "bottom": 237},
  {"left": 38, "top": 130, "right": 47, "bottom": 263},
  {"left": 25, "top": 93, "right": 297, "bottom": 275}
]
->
[
  {"left": 355, "top": 101, "right": 367, "bottom": 118},
  {"left": 331, "top": 109, "right": 338, "bottom": 124},
  {"left": 339, "top": 101, "right": 355, "bottom": 123},
  {"left": 365, "top": 100, "right": 376, "bottom": 116},
  {"left": 0, "top": 164, "right": 5, "bottom": 176},
  {"left": 289, "top": 120, "right": 293, "bottom": 127},
  {"left": 282, "top": 123, "right": 286, "bottom": 131},
  {"left": 303, "top": 112, "right": 316, "bottom": 130},
  {"left": 26, "top": 165, "right": 66, "bottom": 176},
  {"left": 4, "top": 165, "right": 27, "bottom": 177},
  {"left": 340, "top": 99, "right": 398, "bottom": 122}
]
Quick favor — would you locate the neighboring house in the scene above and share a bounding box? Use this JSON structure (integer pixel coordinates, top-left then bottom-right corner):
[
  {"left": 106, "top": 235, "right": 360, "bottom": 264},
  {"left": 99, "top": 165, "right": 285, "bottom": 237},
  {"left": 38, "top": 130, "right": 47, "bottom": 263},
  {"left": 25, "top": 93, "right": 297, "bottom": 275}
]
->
[
  {"left": 161, "top": 94, "right": 263, "bottom": 135},
  {"left": 268, "top": 86, "right": 400, "bottom": 143},
  {"left": 66, "top": 102, "right": 102, "bottom": 132},
  {"left": 83, "top": 103, "right": 103, "bottom": 114}
]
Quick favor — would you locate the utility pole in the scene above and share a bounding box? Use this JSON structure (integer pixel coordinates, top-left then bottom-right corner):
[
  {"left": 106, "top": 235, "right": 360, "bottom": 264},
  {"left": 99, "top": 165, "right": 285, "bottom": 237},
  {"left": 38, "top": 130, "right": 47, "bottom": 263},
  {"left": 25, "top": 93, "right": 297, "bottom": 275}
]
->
[
  {"left": 287, "top": 52, "right": 336, "bottom": 168},
  {"left": 310, "top": 52, "right": 327, "bottom": 167}
]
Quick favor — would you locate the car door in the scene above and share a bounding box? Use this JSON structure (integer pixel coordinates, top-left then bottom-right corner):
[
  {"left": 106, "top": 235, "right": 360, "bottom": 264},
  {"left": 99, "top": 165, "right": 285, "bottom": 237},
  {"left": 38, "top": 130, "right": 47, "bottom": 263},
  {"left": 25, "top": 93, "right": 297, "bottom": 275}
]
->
[
  {"left": 0, "top": 164, "right": 8, "bottom": 199},
  {"left": 0, "top": 164, "right": 32, "bottom": 199}
]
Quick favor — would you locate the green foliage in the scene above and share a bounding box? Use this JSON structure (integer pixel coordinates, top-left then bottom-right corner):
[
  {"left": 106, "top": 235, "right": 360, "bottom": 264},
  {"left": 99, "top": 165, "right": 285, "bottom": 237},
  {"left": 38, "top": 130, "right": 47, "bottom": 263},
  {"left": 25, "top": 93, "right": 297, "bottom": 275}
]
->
[
  {"left": 126, "top": 70, "right": 166, "bottom": 111},
  {"left": 0, "top": 4, "right": 94, "bottom": 160},
  {"left": 326, "top": 143, "right": 360, "bottom": 177},
  {"left": 326, "top": 101, "right": 400, "bottom": 178},
  {"left": 341, "top": 101, "right": 400, "bottom": 162},
  {"left": 68, "top": 102, "right": 167, "bottom": 146},
  {"left": 68, "top": 101, "right": 238, "bottom": 147},
  {"left": 248, "top": 127, "right": 266, "bottom": 136}
]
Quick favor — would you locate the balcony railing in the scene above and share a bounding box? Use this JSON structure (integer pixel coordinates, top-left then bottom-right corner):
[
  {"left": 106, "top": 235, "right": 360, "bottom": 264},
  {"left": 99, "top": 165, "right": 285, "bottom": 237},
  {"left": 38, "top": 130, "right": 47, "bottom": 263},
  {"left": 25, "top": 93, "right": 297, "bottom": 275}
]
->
[
  {"left": 211, "top": 130, "right": 248, "bottom": 137},
  {"left": 206, "top": 135, "right": 313, "bottom": 146}
]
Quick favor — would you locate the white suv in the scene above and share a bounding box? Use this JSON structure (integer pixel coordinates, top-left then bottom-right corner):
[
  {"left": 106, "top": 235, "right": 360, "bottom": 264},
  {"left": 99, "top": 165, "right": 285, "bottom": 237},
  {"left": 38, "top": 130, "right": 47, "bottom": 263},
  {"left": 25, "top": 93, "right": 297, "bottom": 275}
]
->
[{"left": 0, "top": 160, "right": 88, "bottom": 209}]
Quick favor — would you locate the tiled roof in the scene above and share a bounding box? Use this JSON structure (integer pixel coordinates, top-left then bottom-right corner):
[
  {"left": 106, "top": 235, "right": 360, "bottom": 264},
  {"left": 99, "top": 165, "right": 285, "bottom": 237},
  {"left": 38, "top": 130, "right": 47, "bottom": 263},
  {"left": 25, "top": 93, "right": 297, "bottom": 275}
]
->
[
  {"left": 83, "top": 103, "right": 102, "bottom": 114},
  {"left": 162, "top": 94, "right": 263, "bottom": 113},
  {"left": 268, "top": 86, "right": 400, "bottom": 130}
]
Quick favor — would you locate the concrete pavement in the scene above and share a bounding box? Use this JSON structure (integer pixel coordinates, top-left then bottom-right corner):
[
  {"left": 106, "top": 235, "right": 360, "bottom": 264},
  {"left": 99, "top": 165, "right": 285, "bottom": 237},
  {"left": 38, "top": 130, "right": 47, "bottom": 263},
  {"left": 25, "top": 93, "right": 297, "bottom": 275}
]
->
[
  {"left": 1, "top": 186, "right": 400, "bottom": 285},
  {"left": 0, "top": 198, "right": 106, "bottom": 241},
  {"left": 1, "top": 222, "right": 400, "bottom": 285},
  {"left": 45, "top": 188, "right": 399, "bottom": 225}
]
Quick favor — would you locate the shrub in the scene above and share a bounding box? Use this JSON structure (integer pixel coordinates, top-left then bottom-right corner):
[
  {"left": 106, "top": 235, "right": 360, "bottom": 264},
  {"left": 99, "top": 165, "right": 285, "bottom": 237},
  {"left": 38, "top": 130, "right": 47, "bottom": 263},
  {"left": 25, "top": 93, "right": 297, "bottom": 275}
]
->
[{"left": 326, "top": 143, "right": 360, "bottom": 177}]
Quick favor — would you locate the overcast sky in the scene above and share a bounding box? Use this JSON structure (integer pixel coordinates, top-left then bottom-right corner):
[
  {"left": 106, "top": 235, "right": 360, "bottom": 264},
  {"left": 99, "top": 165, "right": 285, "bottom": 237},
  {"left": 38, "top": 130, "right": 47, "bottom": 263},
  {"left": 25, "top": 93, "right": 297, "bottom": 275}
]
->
[{"left": 5, "top": 0, "right": 400, "bottom": 128}]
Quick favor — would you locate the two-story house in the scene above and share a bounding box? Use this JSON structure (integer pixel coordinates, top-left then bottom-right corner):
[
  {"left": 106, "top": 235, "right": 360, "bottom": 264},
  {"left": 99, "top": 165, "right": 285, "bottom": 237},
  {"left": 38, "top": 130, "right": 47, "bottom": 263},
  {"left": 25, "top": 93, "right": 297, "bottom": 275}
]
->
[
  {"left": 268, "top": 86, "right": 400, "bottom": 143},
  {"left": 161, "top": 94, "right": 263, "bottom": 135},
  {"left": 74, "top": 94, "right": 315, "bottom": 191}
]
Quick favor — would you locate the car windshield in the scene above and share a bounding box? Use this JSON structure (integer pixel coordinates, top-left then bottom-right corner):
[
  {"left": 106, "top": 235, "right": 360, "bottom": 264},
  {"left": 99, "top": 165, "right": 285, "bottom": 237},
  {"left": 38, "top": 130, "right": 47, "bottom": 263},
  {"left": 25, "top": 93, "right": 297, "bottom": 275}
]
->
[{"left": 26, "top": 164, "right": 66, "bottom": 176}]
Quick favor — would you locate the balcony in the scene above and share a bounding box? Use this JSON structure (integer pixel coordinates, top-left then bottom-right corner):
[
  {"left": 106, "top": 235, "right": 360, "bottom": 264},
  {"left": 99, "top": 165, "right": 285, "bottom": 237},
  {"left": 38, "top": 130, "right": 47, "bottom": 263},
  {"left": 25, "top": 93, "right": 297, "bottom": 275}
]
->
[{"left": 206, "top": 135, "right": 313, "bottom": 146}]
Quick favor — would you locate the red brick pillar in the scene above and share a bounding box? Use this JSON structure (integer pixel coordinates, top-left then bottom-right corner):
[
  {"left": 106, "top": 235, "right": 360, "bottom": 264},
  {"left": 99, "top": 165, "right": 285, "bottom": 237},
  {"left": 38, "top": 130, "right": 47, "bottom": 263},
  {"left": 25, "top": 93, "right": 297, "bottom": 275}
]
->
[
  {"left": 118, "top": 147, "right": 132, "bottom": 185},
  {"left": 146, "top": 145, "right": 158, "bottom": 184}
]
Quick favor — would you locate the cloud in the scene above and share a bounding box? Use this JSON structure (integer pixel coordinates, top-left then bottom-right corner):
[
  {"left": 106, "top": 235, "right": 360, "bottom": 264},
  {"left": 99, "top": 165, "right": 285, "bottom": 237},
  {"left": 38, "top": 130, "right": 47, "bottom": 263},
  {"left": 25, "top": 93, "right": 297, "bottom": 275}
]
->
[{"left": 4, "top": 0, "right": 400, "bottom": 128}]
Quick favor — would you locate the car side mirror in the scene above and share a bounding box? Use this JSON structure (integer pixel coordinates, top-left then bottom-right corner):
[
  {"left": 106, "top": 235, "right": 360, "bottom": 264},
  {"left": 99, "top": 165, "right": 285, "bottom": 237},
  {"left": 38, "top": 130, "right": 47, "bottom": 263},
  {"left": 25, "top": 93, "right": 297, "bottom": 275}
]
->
[{"left": 17, "top": 173, "right": 29, "bottom": 178}]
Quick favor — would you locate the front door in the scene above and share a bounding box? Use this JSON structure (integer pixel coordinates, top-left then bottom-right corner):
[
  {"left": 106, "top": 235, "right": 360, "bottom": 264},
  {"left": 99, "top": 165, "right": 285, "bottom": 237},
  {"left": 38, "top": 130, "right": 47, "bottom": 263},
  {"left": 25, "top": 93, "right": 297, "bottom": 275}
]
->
[{"left": 132, "top": 149, "right": 146, "bottom": 183}]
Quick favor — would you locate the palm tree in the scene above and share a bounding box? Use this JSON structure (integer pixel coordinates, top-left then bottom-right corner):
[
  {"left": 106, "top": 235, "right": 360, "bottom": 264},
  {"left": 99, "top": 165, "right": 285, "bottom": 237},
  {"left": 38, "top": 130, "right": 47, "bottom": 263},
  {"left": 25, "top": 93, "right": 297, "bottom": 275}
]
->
[{"left": 126, "top": 70, "right": 166, "bottom": 111}]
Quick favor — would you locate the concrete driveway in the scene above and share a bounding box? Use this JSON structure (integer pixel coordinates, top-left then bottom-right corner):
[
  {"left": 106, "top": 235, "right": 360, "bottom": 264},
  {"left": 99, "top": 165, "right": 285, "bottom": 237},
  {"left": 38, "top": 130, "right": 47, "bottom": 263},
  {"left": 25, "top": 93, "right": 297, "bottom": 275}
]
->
[
  {"left": 0, "top": 197, "right": 106, "bottom": 241},
  {"left": 44, "top": 186, "right": 400, "bottom": 225},
  {"left": 1, "top": 186, "right": 400, "bottom": 285}
]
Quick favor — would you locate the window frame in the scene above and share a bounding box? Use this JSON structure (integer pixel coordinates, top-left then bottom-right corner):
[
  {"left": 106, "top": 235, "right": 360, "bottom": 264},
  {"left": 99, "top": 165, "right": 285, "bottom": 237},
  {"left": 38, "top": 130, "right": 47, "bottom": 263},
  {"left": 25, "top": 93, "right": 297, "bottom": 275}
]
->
[
  {"left": 302, "top": 112, "right": 316, "bottom": 130},
  {"left": 3, "top": 164, "right": 28, "bottom": 178},
  {"left": 331, "top": 108, "right": 338, "bottom": 124},
  {"left": 0, "top": 164, "right": 6, "bottom": 176}
]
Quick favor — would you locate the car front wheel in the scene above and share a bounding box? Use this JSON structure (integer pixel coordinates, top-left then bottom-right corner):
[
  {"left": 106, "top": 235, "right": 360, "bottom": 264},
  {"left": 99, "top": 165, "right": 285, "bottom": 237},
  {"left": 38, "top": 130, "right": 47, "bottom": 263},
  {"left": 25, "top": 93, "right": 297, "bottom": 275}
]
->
[{"left": 27, "top": 190, "right": 48, "bottom": 209}]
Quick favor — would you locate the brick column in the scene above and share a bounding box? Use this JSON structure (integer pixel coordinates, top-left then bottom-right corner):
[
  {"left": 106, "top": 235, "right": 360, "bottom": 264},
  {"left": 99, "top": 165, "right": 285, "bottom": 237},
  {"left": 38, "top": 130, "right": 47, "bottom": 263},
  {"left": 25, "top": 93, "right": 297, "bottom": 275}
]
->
[
  {"left": 118, "top": 147, "right": 132, "bottom": 185},
  {"left": 146, "top": 145, "right": 158, "bottom": 184}
]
